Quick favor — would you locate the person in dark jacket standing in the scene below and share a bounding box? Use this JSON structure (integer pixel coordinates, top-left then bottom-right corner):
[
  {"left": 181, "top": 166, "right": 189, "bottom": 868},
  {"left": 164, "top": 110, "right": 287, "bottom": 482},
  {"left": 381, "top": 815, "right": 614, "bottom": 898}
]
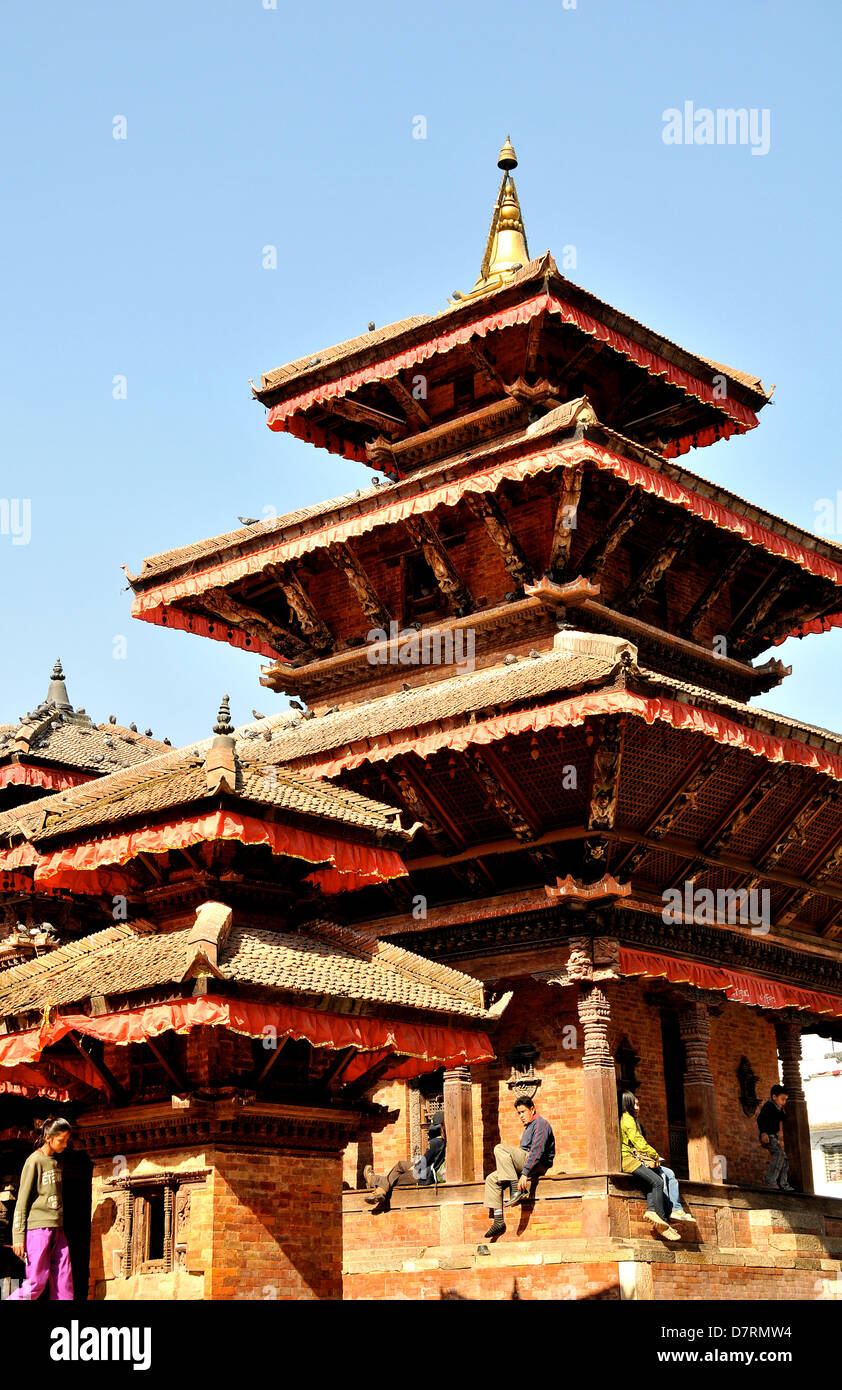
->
[
  {"left": 363, "top": 1112, "right": 446, "bottom": 1210},
  {"left": 482, "top": 1097, "right": 555, "bottom": 1239},
  {"left": 757, "top": 1085, "right": 794, "bottom": 1191},
  {"left": 8, "top": 1118, "right": 74, "bottom": 1301}
]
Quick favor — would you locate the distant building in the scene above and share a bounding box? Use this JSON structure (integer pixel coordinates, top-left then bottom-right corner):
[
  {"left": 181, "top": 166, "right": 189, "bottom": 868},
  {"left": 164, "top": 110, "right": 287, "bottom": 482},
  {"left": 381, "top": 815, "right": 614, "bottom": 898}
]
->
[{"left": 802, "top": 1033, "right": 842, "bottom": 1196}]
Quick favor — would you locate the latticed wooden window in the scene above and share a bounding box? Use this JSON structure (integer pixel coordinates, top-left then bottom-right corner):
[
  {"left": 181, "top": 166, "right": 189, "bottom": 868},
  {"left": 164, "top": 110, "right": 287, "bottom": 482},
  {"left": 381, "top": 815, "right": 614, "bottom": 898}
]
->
[
  {"left": 824, "top": 1146, "right": 842, "bottom": 1182},
  {"left": 108, "top": 1170, "right": 208, "bottom": 1278}
]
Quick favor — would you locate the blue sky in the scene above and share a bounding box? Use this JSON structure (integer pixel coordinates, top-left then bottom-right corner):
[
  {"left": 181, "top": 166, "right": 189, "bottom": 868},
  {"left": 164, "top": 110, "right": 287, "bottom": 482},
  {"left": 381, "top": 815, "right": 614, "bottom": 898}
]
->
[{"left": 1, "top": 0, "right": 840, "bottom": 743}]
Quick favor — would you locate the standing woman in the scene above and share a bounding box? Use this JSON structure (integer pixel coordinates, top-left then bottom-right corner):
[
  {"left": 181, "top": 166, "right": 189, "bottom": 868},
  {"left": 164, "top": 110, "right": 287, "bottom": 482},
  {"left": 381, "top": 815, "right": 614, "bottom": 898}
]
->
[
  {"left": 619, "top": 1091, "right": 679, "bottom": 1242},
  {"left": 8, "top": 1118, "right": 74, "bottom": 1301}
]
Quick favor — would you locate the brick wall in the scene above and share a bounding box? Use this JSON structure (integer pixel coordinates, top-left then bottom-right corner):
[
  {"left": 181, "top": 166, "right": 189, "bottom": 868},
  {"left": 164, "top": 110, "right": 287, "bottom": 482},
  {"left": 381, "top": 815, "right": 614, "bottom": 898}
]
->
[
  {"left": 709, "top": 1002, "right": 780, "bottom": 1187},
  {"left": 89, "top": 1143, "right": 344, "bottom": 1301}
]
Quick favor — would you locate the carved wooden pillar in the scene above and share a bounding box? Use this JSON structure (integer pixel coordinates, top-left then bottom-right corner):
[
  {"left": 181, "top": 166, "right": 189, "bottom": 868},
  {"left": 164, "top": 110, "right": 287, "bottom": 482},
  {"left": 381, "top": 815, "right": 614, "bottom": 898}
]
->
[
  {"left": 678, "top": 997, "right": 721, "bottom": 1183},
  {"left": 774, "top": 1016, "right": 814, "bottom": 1194},
  {"left": 442, "top": 1066, "right": 475, "bottom": 1182},
  {"left": 577, "top": 982, "right": 621, "bottom": 1173}
]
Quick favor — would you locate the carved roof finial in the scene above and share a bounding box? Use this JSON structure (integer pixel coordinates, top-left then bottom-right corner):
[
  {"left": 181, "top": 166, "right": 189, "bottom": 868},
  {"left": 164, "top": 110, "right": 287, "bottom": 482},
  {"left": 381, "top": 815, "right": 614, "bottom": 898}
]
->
[
  {"left": 45, "top": 658, "right": 73, "bottom": 712},
  {"left": 213, "top": 695, "right": 234, "bottom": 736}
]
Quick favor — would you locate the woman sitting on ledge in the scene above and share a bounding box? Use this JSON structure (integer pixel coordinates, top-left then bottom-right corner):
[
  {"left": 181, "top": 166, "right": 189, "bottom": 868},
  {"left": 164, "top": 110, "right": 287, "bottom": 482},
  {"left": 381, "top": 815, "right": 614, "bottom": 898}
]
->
[{"left": 619, "top": 1091, "right": 684, "bottom": 1242}]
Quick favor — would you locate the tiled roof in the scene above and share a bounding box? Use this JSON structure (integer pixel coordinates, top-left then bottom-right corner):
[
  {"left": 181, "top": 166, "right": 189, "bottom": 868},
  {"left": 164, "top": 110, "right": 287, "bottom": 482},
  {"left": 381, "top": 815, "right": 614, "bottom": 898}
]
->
[
  {"left": 0, "top": 919, "right": 489, "bottom": 1020},
  {"left": 254, "top": 253, "right": 770, "bottom": 406},
  {"left": 0, "top": 737, "right": 407, "bottom": 847},
  {"left": 128, "top": 413, "right": 842, "bottom": 596},
  {"left": 0, "top": 717, "right": 169, "bottom": 776}
]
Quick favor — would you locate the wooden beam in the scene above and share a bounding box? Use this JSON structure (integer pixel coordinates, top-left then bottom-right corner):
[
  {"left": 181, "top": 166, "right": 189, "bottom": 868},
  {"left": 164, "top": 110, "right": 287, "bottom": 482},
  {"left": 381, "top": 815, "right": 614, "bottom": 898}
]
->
[
  {"left": 254, "top": 1035, "right": 290, "bottom": 1085},
  {"left": 202, "top": 587, "right": 311, "bottom": 661},
  {"left": 146, "top": 1035, "right": 188, "bottom": 1093},
  {"left": 673, "top": 766, "right": 788, "bottom": 887},
  {"left": 613, "top": 747, "right": 729, "bottom": 879},
  {"left": 620, "top": 516, "right": 693, "bottom": 614},
  {"left": 70, "top": 1033, "right": 126, "bottom": 1103},
  {"left": 463, "top": 492, "right": 533, "bottom": 590},
  {"left": 729, "top": 566, "right": 793, "bottom": 652},
  {"left": 578, "top": 488, "right": 646, "bottom": 578},
  {"left": 464, "top": 343, "right": 507, "bottom": 392},
  {"left": 548, "top": 465, "right": 584, "bottom": 578},
  {"left": 325, "top": 396, "right": 407, "bottom": 437},
  {"left": 584, "top": 718, "right": 625, "bottom": 877},
  {"left": 327, "top": 542, "right": 391, "bottom": 629},
  {"left": 679, "top": 547, "right": 750, "bottom": 640},
  {"left": 265, "top": 564, "right": 334, "bottom": 653},
  {"left": 384, "top": 376, "right": 431, "bottom": 430},
  {"left": 322, "top": 1045, "right": 357, "bottom": 1089},
  {"left": 403, "top": 516, "right": 473, "bottom": 615},
  {"left": 396, "top": 756, "right": 467, "bottom": 849},
  {"left": 379, "top": 764, "right": 451, "bottom": 853},
  {"left": 464, "top": 746, "right": 541, "bottom": 842}
]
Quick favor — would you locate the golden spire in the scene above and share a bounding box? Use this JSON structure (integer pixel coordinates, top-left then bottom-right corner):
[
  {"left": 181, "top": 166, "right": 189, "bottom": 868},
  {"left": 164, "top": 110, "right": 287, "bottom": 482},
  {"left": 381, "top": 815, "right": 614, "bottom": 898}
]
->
[{"left": 451, "top": 137, "right": 530, "bottom": 304}]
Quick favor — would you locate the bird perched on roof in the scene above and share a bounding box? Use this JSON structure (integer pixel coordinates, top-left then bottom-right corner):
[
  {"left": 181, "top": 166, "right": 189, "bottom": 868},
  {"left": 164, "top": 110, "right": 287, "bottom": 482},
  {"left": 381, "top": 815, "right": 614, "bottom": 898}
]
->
[
  {"left": 129, "top": 722, "right": 138, "bottom": 732},
  {"left": 368, "top": 321, "right": 376, "bottom": 332},
  {"left": 503, "top": 654, "right": 518, "bottom": 665},
  {"left": 505, "top": 592, "right": 518, "bottom": 603},
  {"left": 238, "top": 516, "right": 259, "bottom": 527},
  {"left": 108, "top": 715, "right": 117, "bottom": 725},
  {"left": 325, "top": 705, "right": 339, "bottom": 715},
  {"left": 289, "top": 700, "right": 305, "bottom": 711},
  {"left": 401, "top": 682, "right": 411, "bottom": 692},
  {"left": 252, "top": 709, "right": 266, "bottom": 721},
  {"left": 145, "top": 729, "right": 153, "bottom": 737}
]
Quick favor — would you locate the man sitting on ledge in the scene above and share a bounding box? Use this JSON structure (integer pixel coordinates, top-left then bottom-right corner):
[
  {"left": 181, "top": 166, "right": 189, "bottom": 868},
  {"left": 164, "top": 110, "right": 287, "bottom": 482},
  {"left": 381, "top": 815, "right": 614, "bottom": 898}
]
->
[{"left": 483, "top": 1096, "right": 555, "bottom": 1240}]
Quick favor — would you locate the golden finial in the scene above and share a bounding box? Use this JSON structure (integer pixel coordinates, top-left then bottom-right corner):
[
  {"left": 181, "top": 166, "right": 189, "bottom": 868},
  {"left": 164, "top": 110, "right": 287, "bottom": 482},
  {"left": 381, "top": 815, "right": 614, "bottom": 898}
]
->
[
  {"left": 450, "top": 137, "right": 530, "bottom": 304},
  {"left": 497, "top": 135, "right": 518, "bottom": 171}
]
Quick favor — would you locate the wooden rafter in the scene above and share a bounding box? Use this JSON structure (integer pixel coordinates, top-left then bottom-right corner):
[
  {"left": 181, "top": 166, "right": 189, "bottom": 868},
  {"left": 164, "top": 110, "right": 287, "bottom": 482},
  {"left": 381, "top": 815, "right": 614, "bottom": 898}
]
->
[
  {"left": 146, "top": 1035, "right": 189, "bottom": 1093},
  {"left": 378, "top": 764, "right": 451, "bottom": 854},
  {"left": 578, "top": 488, "right": 646, "bottom": 578},
  {"left": 403, "top": 516, "right": 473, "bottom": 615},
  {"left": 324, "top": 395, "right": 407, "bottom": 437},
  {"left": 327, "top": 542, "right": 391, "bottom": 630},
  {"left": 345, "top": 1053, "right": 398, "bottom": 1099},
  {"left": 322, "top": 1045, "right": 357, "bottom": 1089},
  {"left": 384, "top": 376, "right": 431, "bottom": 430},
  {"left": 777, "top": 825, "right": 842, "bottom": 926},
  {"left": 584, "top": 718, "right": 625, "bottom": 877},
  {"left": 395, "top": 757, "right": 467, "bottom": 849},
  {"left": 614, "top": 747, "right": 729, "bottom": 879},
  {"left": 253, "top": 1035, "right": 290, "bottom": 1085},
  {"left": 464, "top": 342, "right": 507, "bottom": 392},
  {"left": 679, "top": 547, "right": 750, "bottom": 640},
  {"left": 202, "top": 587, "right": 310, "bottom": 661},
  {"left": 463, "top": 492, "right": 533, "bottom": 590},
  {"left": 669, "top": 766, "right": 788, "bottom": 889},
  {"left": 464, "top": 746, "right": 541, "bottom": 842},
  {"left": 70, "top": 1033, "right": 126, "bottom": 1103},
  {"left": 620, "top": 516, "right": 693, "bottom": 614}
]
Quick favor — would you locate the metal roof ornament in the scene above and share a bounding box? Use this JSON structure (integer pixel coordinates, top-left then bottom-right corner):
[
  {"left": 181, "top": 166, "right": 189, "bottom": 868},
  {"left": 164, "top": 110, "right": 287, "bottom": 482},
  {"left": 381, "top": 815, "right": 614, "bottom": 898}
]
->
[{"left": 450, "top": 136, "right": 530, "bottom": 304}]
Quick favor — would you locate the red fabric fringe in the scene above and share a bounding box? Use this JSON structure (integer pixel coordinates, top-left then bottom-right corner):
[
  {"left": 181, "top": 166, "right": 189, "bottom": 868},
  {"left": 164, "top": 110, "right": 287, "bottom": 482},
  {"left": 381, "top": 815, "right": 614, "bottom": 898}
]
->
[{"left": 620, "top": 947, "right": 842, "bottom": 1018}]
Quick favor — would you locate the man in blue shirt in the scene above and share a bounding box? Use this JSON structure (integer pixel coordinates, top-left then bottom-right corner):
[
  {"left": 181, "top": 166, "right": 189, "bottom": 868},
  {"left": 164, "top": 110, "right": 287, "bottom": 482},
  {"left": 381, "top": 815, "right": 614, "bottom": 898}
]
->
[{"left": 482, "top": 1097, "right": 555, "bottom": 1239}]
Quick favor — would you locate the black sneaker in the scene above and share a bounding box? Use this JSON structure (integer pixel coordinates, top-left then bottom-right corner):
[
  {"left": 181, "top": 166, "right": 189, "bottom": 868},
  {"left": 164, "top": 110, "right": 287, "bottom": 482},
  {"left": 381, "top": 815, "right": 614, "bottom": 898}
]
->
[
  {"left": 778, "top": 1184, "right": 796, "bottom": 1193},
  {"left": 484, "top": 1217, "right": 506, "bottom": 1239},
  {"left": 505, "top": 1189, "right": 526, "bottom": 1208}
]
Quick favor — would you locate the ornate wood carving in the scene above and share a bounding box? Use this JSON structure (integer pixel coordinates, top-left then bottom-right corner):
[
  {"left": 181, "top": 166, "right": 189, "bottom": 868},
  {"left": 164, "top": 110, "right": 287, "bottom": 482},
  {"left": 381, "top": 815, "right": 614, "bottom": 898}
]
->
[
  {"left": 617, "top": 748, "right": 729, "bottom": 878},
  {"left": 328, "top": 542, "right": 391, "bottom": 629},
  {"left": 774, "top": 1017, "right": 806, "bottom": 1104},
  {"left": 728, "top": 566, "right": 791, "bottom": 652},
  {"left": 743, "top": 789, "right": 834, "bottom": 894},
  {"left": 621, "top": 516, "right": 693, "bottom": 614},
  {"left": 267, "top": 565, "right": 334, "bottom": 653},
  {"left": 678, "top": 547, "right": 750, "bottom": 639},
  {"left": 465, "top": 747, "right": 539, "bottom": 842},
  {"left": 402, "top": 516, "right": 473, "bottom": 615},
  {"left": 678, "top": 999, "right": 714, "bottom": 1086},
  {"left": 578, "top": 488, "right": 646, "bottom": 578},
  {"left": 505, "top": 1043, "right": 542, "bottom": 1100},
  {"left": 577, "top": 983, "right": 613, "bottom": 1071},
  {"left": 548, "top": 464, "right": 584, "bottom": 578},
  {"left": 584, "top": 719, "right": 624, "bottom": 877},
  {"left": 706, "top": 768, "right": 788, "bottom": 859},
  {"left": 464, "top": 492, "right": 533, "bottom": 591},
  {"left": 201, "top": 588, "right": 310, "bottom": 661}
]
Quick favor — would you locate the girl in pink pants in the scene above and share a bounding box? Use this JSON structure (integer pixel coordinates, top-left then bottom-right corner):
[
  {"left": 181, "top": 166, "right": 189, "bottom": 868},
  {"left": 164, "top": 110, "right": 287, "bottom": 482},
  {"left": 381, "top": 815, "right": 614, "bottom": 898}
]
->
[{"left": 8, "top": 1118, "right": 74, "bottom": 1301}]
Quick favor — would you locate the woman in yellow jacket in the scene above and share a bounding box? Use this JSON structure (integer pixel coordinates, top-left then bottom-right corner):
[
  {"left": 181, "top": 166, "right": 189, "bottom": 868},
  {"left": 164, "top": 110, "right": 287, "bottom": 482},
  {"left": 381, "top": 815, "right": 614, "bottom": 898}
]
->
[{"left": 619, "top": 1091, "right": 679, "bottom": 1241}]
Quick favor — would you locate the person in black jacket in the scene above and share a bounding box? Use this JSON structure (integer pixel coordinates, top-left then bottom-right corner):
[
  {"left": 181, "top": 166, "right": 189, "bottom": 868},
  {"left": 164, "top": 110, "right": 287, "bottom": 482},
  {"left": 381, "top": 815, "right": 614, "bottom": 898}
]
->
[
  {"left": 757, "top": 1085, "right": 794, "bottom": 1191},
  {"left": 363, "top": 1112, "right": 446, "bottom": 1210}
]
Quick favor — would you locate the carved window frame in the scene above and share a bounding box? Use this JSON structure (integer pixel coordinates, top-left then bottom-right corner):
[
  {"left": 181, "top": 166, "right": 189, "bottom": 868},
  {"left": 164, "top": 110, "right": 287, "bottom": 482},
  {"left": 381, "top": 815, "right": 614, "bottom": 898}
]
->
[{"left": 107, "top": 1169, "right": 209, "bottom": 1279}]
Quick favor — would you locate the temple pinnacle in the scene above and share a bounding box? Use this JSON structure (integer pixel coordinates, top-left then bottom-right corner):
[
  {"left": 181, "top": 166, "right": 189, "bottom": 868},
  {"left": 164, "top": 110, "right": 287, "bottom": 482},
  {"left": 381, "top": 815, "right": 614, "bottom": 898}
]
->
[
  {"left": 450, "top": 137, "right": 530, "bottom": 304},
  {"left": 213, "top": 695, "right": 234, "bottom": 736},
  {"left": 46, "top": 658, "right": 73, "bottom": 712}
]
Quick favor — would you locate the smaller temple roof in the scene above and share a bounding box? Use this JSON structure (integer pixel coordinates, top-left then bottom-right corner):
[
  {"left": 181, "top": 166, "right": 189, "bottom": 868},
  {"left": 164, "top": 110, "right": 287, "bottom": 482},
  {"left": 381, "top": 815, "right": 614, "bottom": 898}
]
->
[
  {"left": 0, "top": 717, "right": 410, "bottom": 850},
  {"left": 0, "top": 661, "right": 170, "bottom": 786},
  {"left": 0, "top": 917, "right": 492, "bottom": 1021}
]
